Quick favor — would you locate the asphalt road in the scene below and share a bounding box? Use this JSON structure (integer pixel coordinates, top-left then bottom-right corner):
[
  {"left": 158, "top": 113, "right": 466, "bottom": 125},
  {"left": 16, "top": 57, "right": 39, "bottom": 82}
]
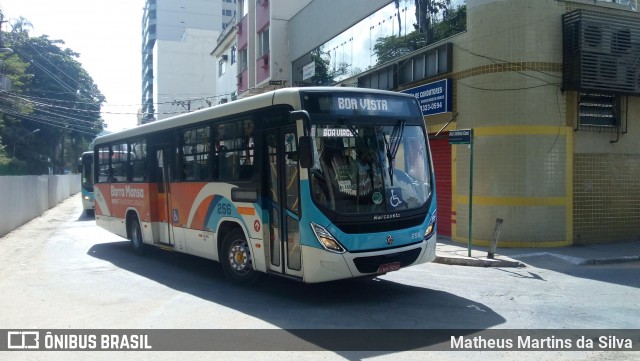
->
[{"left": 0, "top": 196, "right": 638, "bottom": 361}]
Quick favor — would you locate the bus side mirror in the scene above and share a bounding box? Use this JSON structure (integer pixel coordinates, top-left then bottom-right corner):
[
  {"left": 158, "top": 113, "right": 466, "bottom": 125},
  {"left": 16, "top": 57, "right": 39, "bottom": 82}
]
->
[
  {"left": 290, "top": 110, "right": 313, "bottom": 168},
  {"left": 299, "top": 136, "right": 313, "bottom": 168},
  {"left": 289, "top": 110, "right": 311, "bottom": 131}
]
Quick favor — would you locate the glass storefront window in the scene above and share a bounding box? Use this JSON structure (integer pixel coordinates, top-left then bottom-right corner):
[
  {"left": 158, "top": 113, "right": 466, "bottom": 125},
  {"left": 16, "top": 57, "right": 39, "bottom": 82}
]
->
[{"left": 293, "top": 0, "right": 466, "bottom": 86}]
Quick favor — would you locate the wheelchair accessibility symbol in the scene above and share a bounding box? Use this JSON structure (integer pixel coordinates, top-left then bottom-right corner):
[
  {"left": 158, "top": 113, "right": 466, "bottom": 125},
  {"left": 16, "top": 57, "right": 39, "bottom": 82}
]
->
[{"left": 387, "top": 188, "right": 404, "bottom": 210}]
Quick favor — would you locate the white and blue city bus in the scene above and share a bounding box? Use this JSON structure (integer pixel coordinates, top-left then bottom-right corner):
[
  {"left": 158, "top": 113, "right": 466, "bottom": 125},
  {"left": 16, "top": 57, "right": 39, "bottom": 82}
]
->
[
  {"left": 93, "top": 87, "right": 437, "bottom": 284},
  {"left": 79, "top": 151, "right": 95, "bottom": 215}
]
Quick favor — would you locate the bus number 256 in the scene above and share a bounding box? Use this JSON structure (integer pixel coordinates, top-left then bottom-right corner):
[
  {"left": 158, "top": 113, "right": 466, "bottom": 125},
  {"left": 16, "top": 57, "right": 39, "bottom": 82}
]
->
[{"left": 217, "top": 203, "right": 232, "bottom": 215}]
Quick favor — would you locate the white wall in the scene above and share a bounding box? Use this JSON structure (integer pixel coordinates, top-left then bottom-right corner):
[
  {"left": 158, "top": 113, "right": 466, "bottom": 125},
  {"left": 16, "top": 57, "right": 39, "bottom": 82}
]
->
[
  {"left": 0, "top": 174, "right": 80, "bottom": 237},
  {"left": 215, "top": 48, "right": 238, "bottom": 103},
  {"left": 156, "top": 0, "right": 223, "bottom": 40},
  {"left": 263, "top": 18, "right": 289, "bottom": 85},
  {"left": 155, "top": 28, "right": 220, "bottom": 120}
]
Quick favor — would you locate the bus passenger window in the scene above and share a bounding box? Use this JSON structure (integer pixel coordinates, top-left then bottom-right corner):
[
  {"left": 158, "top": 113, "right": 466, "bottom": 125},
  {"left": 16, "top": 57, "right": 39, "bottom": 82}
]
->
[
  {"left": 98, "top": 147, "right": 109, "bottom": 183},
  {"left": 239, "top": 120, "right": 254, "bottom": 180},
  {"left": 130, "top": 139, "right": 147, "bottom": 182},
  {"left": 182, "top": 126, "right": 210, "bottom": 181}
]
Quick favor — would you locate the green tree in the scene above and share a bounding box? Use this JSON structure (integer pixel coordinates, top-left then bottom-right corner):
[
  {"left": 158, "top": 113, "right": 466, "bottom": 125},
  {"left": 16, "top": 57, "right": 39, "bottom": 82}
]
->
[
  {"left": 414, "top": 0, "right": 451, "bottom": 44},
  {"left": 431, "top": 4, "right": 467, "bottom": 42},
  {"left": 373, "top": 31, "right": 429, "bottom": 66},
  {"left": 374, "top": 2, "right": 466, "bottom": 66},
  {"left": 308, "top": 47, "right": 348, "bottom": 86},
  {"left": 0, "top": 17, "right": 104, "bottom": 175}
]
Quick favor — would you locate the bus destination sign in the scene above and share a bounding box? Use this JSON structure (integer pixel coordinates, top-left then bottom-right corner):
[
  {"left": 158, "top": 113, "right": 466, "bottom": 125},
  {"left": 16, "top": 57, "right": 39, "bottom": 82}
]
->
[{"left": 303, "top": 92, "right": 421, "bottom": 117}]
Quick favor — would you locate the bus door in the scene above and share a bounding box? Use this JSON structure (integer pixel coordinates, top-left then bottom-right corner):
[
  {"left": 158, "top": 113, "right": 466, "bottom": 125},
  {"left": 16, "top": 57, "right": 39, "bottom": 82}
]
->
[
  {"left": 265, "top": 126, "right": 303, "bottom": 278},
  {"left": 155, "top": 147, "right": 175, "bottom": 246}
]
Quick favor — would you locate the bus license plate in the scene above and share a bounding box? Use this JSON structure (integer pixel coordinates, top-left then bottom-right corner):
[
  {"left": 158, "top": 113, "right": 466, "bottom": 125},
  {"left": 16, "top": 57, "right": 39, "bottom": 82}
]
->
[{"left": 377, "top": 262, "right": 401, "bottom": 273}]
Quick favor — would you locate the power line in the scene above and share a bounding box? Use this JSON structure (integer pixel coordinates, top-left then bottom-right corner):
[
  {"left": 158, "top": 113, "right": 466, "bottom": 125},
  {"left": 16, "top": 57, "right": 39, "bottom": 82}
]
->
[
  {"left": 0, "top": 105, "right": 99, "bottom": 135},
  {"left": 14, "top": 47, "right": 82, "bottom": 97},
  {"left": 24, "top": 40, "right": 97, "bottom": 100},
  {"left": 453, "top": 44, "right": 561, "bottom": 82},
  {"left": 2, "top": 91, "right": 100, "bottom": 117}
]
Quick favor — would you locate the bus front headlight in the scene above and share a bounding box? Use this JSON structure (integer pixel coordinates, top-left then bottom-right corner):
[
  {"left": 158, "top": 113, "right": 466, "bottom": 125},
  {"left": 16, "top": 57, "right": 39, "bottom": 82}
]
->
[
  {"left": 310, "top": 223, "right": 345, "bottom": 254},
  {"left": 424, "top": 215, "right": 436, "bottom": 240}
]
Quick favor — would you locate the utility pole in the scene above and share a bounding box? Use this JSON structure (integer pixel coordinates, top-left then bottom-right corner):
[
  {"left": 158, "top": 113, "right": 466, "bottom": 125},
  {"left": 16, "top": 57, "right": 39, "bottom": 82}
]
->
[{"left": 173, "top": 100, "right": 191, "bottom": 112}]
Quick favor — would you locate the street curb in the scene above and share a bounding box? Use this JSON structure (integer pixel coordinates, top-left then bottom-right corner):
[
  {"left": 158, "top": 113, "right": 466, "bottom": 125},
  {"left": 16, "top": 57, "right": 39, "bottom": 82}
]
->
[
  {"left": 509, "top": 252, "right": 640, "bottom": 266},
  {"left": 434, "top": 255, "right": 526, "bottom": 268},
  {"left": 578, "top": 255, "right": 640, "bottom": 265}
]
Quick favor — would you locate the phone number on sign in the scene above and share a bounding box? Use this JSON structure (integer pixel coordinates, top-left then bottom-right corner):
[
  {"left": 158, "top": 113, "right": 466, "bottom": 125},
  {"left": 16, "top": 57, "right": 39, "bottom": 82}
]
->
[{"left": 420, "top": 101, "right": 443, "bottom": 112}]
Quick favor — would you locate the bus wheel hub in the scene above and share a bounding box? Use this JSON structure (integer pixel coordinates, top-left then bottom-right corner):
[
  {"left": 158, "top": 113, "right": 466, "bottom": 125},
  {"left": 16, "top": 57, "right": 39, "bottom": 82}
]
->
[{"left": 229, "top": 244, "right": 249, "bottom": 271}]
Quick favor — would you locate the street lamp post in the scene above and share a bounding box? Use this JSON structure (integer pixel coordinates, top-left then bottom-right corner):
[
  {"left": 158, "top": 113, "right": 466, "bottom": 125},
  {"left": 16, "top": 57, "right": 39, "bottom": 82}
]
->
[{"left": 12, "top": 128, "right": 40, "bottom": 158}]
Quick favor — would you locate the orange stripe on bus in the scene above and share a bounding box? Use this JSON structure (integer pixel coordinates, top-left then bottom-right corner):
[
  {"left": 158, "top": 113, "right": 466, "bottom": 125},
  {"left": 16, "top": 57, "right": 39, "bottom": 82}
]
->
[{"left": 237, "top": 207, "right": 255, "bottom": 216}]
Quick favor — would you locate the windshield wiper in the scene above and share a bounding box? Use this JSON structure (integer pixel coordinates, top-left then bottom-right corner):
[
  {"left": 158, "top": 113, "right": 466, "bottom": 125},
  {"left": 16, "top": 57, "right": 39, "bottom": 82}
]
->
[{"left": 383, "top": 120, "right": 405, "bottom": 186}]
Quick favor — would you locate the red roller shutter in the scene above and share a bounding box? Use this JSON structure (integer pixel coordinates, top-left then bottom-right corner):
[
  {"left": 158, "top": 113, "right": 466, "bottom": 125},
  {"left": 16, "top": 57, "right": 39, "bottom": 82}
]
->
[{"left": 429, "top": 134, "right": 452, "bottom": 237}]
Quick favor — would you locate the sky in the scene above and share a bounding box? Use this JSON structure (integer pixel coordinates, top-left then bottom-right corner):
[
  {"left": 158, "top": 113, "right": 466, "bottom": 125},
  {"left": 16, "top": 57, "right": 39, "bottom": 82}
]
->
[{"left": 1, "top": 0, "right": 144, "bottom": 132}]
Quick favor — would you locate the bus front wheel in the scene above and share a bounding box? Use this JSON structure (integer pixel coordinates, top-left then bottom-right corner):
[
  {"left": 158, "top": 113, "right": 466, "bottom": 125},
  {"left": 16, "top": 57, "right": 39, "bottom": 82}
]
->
[
  {"left": 129, "top": 219, "right": 145, "bottom": 255},
  {"left": 221, "top": 229, "right": 260, "bottom": 285}
]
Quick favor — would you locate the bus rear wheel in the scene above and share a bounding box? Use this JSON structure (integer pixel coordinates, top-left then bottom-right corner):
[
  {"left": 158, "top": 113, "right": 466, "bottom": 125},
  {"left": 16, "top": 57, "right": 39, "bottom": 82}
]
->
[
  {"left": 129, "top": 218, "right": 145, "bottom": 255},
  {"left": 221, "top": 229, "right": 260, "bottom": 285}
]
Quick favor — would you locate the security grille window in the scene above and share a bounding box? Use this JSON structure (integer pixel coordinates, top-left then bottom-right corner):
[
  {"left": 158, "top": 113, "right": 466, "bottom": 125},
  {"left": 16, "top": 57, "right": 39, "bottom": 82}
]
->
[
  {"left": 578, "top": 92, "right": 619, "bottom": 130},
  {"left": 130, "top": 139, "right": 147, "bottom": 182},
  {"left": 182, "top": 126, "right": 210, "bottom": 181}
]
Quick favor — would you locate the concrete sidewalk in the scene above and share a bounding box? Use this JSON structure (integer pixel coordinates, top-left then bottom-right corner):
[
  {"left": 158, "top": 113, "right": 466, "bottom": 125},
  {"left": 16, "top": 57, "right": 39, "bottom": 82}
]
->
[{"left": 434, "top": 237, "right": 640, "bottom": 268}]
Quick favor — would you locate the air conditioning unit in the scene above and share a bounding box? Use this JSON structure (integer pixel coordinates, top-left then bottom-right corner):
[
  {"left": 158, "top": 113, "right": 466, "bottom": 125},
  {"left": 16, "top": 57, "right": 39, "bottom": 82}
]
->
[
  {"left": 582, "top": 22, "right": 606, "bottom": 53},
  {"left": 221, "top": 55, "right": 228, "bottom": 61}
]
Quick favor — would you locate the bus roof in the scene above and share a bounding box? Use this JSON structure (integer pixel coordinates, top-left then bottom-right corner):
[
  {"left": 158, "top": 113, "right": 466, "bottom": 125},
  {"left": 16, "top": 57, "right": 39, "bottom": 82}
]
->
[{"left": 95, "top": 87, "right": 416, "bottom": 146}]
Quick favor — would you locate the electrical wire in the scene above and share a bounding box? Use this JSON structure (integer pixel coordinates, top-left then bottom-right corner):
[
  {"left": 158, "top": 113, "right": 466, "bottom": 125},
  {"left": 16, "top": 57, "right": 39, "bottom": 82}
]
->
[{"left": 0, "top": 106, "right": 99, "bottom": 135}]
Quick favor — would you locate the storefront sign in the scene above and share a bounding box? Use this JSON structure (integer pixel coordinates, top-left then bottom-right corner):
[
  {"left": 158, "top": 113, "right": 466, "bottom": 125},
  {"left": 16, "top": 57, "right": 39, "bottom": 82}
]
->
[
  {"left": 302, "top": 61, "right": 315, "bottom": 80},
  {"left": 402, "top": 79, "right": 452, "bottom": 116}
]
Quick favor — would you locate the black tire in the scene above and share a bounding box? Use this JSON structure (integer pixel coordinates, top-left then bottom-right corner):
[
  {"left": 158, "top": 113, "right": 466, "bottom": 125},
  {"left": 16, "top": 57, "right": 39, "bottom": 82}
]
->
[
  {"left": 129, "top": 218, "right": 145, "bottom": 255},
  {"left": 220, "top": 229, "right": 260, "bottom": 285}
]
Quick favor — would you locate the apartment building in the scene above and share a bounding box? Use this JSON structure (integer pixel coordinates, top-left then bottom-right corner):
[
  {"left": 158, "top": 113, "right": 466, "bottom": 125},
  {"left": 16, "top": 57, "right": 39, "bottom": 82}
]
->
[{"left": 141, "top": 0, "right": 236, "bottom": 123}]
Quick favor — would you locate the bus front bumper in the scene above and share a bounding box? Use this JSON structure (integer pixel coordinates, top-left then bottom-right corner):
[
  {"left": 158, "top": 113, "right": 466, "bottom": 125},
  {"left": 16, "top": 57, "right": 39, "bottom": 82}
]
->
[{"left": 301, "top": 236, "right": 436, "bottom": 283}]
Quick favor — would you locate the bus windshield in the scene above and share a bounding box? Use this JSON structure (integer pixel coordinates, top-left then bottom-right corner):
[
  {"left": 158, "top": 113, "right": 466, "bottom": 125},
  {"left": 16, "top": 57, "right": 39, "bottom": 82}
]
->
[
  {"left": 308, "top": 122, "right": 431, "bottom": 215},
  {"left": 81, "top": 152, "right": 94, "bottom": 192}
]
